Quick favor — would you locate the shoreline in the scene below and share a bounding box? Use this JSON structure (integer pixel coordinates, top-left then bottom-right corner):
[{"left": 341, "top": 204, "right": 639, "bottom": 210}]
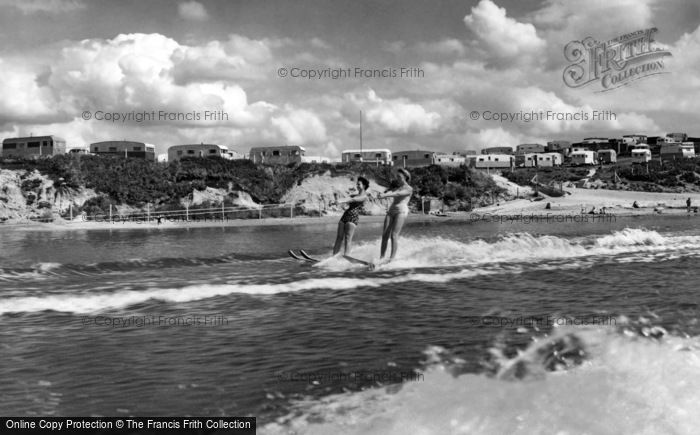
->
[
  {"left": 2, "top": 206, "right": 698, "bottom": 232},
  {"left": 2, "top": 187, "right": 699, "bottom": 231}
]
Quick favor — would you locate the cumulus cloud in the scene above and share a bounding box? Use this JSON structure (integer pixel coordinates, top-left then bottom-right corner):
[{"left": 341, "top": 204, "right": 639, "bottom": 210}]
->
[
  {"left": 271, "top": 108, "right": 327, "bottom": 145},
  {"left": 45, "top": 33, "right": 277, "bottom": 129},
  {"left": 0, "top": 58, "right": 63, "bottom": 124},
  {"left": 361, "top": 90, "right": 442, "bottom": 135},
  {"left": 464, "top": 127, "right": 525, "bottom": 151},
  {"left": 178, "top": 1, "right": 208, "bottom": 21},
  {"left": 530, "top": 0, "right": 658, "bottom": 69},
  {"left": 507, "top": 87, "right": 661, "bottom": 136},
  {"left": 591, "top": 22, "right": 700, "bottom": 129},
  {"left": 171, "top": 35, "right": 273, "bottom": 84},
  {"left": 532, "top": 0, "right": 654, "bottom": 40},
  {"left": 3, "top": 0, "right": 700, "bottom": 159},
  {"left": 464, "top": 0, "right": 546, "bottom": 64},
  {"left": 0, "top": 32, "right": 286, "bottom": 153},
  {"left": 668, "top": 26, "right": 700, "bottom": 92}
]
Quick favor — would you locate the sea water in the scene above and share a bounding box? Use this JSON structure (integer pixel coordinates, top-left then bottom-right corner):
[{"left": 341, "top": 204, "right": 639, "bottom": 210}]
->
[{"left": 1, "top": 216, "right": 699, "bottom": 434}]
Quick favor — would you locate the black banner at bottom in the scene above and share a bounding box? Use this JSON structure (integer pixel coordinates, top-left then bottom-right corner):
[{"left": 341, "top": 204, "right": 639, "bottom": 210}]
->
[{"left": 2, "top": 417, "right": 255, "bottom": 434}]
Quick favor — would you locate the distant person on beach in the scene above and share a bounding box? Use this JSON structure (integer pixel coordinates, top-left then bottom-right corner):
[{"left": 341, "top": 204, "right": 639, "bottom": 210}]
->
[
  {"left": 687, "top": 197, "right": 692, "bottom": 212},
  {"left": 633, "top": 201, "right": 640, "bottom": 209},
  {"left": 331, "top": 176, "right": 370, "bottom": 256},
  {"left": 377, "top": 168, "right": 413, "bottom": 263}
]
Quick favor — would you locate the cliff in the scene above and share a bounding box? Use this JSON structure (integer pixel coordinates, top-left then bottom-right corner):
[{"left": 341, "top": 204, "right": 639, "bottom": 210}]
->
[
  {"left": 0, "top": 156, "right": 506, "bottom": 223},
  {"left": 0, "top": 169, "right": 98, "bottom": 222}
]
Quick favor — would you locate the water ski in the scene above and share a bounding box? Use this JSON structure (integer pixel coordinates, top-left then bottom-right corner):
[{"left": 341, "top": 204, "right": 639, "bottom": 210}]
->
[
  {"left": 299, "top": 250, "right": 321, "bottom": 263},
  {"left": 343, "top": 255, "right": 375, "bottom": 270},
  {"left": 288, "top": 250, "right": 314, "bottom": 262}
]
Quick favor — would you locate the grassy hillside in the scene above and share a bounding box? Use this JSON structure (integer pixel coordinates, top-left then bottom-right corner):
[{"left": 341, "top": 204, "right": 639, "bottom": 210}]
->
[{"left": 0, "top": 156, "right": 505, "bottom": 215}]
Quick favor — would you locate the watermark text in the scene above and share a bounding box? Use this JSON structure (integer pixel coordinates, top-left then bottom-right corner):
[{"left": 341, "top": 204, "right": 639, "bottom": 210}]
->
[
  {"left": 277, "top": 66, "right": 424, "bottom": 79},
  {"left": 464, "top": 315, "right": 617, "bottom": 328},
  {"left": 275, "top": 369, "right": 424, "bottom": 385},
  {"left": 469, "top": 110, "right": 616, "bottom": 122},
  {"left": 470, "top": 213, "right": 616, "bottom": 224},
  {"left": 82, "top": 110, "right": 229, "bottom": 123},
  {"left": 81, "top": 314, "right": 230, "bottom": 328}
]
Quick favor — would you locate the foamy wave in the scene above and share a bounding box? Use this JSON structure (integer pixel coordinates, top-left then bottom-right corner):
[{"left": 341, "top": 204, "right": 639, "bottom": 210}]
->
[
  {"left": 0, "top": 254, "right": 265, "bottom": 282},
  {"left": 33, "top": 262, "right": 64, "bottom": 272},
  {"left": 0, "top": 268, "right": 498, "bottom": 315},
  {"left": 261, "top": 328, "right": 700, "bottom": 435},
  {"left": 0, "top": 262, "right": 66, "bottom": 282},
  {"left": 314, "top": 228, "right": 700, "bottom": 270},
  {"left": 594, "top": 227, "right": 668, "bottom": 248},
  {"left": 4, "top": 228, "right": 699, "bottom": 315}
]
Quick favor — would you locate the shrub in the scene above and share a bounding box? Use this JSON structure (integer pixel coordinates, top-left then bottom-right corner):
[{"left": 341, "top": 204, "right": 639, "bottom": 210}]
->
[
  {"left": 681, "top": 171, "right": 697, "bottom": 183},
  {"left": 2, "top": 158, "right": 507, "bottom": 213}
]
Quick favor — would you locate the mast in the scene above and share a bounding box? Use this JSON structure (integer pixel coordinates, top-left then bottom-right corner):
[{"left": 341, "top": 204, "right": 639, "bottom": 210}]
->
[{"left": 360, "top": 110, "right": 363, "bottom": 162}]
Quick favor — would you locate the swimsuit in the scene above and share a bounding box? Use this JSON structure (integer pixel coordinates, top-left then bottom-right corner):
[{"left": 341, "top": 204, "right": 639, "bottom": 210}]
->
[
  {"left": 388, "top": 207, "right": 408, "bottom": 217},
  {"left": 340, "top": 200, "right": 364, "bottom": 225},
  {"left": 387, "top": 190, "right": 411, "bottom": 217}
]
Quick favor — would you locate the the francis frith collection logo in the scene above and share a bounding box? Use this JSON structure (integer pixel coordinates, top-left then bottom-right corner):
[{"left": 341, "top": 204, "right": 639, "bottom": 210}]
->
[{"left": 563, "top": 27, "right": 672, "bottom": 91}]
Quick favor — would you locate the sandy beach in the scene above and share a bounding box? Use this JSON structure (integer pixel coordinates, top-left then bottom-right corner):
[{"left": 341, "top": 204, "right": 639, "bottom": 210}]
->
[{"left": 473, "top": 187, "right": 700, "bottom": 216}]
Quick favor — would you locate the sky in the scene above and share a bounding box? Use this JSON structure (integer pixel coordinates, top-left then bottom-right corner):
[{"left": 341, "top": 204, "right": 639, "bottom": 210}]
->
[{"left": 1, "top": 0, "right": 700, "bottom": 157}]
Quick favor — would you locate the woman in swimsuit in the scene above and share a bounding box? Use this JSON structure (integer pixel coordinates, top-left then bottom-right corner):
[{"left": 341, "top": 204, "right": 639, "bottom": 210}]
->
[
  {"left": 377, "top": 168, "right": 413, "bottom": 262},
  {"left": 331, "top": 176, "right": 370, "bottom": 256}
]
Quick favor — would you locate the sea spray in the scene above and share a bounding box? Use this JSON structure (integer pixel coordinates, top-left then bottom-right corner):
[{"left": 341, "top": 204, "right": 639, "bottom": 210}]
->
[{"left": 261, "top": 326, "right": 700, "bottom": 435}]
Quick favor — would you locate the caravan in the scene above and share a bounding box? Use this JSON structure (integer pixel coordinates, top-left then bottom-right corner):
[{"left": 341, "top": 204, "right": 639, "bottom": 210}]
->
[
  {"left": 597, "top": 149, "right": 617, "bottom": 164},
  {"left": 342, "top": 149, "right": 392, "bottom": 165},
  {"left": 515, "top": 153, "right": 537, "bottom": 167},
  {"left": 570, "top": 150, "right": 596, "bottom": 166},
  {"left": 660, "top": 142, "right": 695, "bottom": 161},
  {"left": 631, "top": 148, "right": 652, "bottom": 163},
  {"left": 475, "top": 154, "right": 514, "bottom": 169},
  {"left": 536, "top": 153, "right": 563, "bottom": 167}
]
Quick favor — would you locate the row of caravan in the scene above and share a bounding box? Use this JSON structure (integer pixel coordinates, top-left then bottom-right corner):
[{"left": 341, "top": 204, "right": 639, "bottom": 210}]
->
[
  {"left": 474, "top": 152, "right": 566, "bottom": 169},
  {"left": 627, "top": 143, "right": 696, "bottom": 163},
  {"left": 1, "top": 138, "right": 242, "bottom": 162},
  {"left": 473, "top": 149, "right": 618, "bottom": 169}
]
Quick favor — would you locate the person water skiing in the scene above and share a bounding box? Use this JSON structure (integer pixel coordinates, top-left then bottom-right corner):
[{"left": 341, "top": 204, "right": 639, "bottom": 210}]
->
[
  {"left": 377, "top": 168, "right": 413, "bottom": 263},
  {"left": 331, "top": 176, "right": 370, "bottom": 256}
]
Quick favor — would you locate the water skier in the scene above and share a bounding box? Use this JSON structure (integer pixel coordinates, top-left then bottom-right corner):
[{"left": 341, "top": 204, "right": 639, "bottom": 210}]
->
[
  {"left": 331, "top": 176, "right": 370, "bottom": 256},
  {"left": 377, "top": 168, "right": 413, "bottom": 263}
]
